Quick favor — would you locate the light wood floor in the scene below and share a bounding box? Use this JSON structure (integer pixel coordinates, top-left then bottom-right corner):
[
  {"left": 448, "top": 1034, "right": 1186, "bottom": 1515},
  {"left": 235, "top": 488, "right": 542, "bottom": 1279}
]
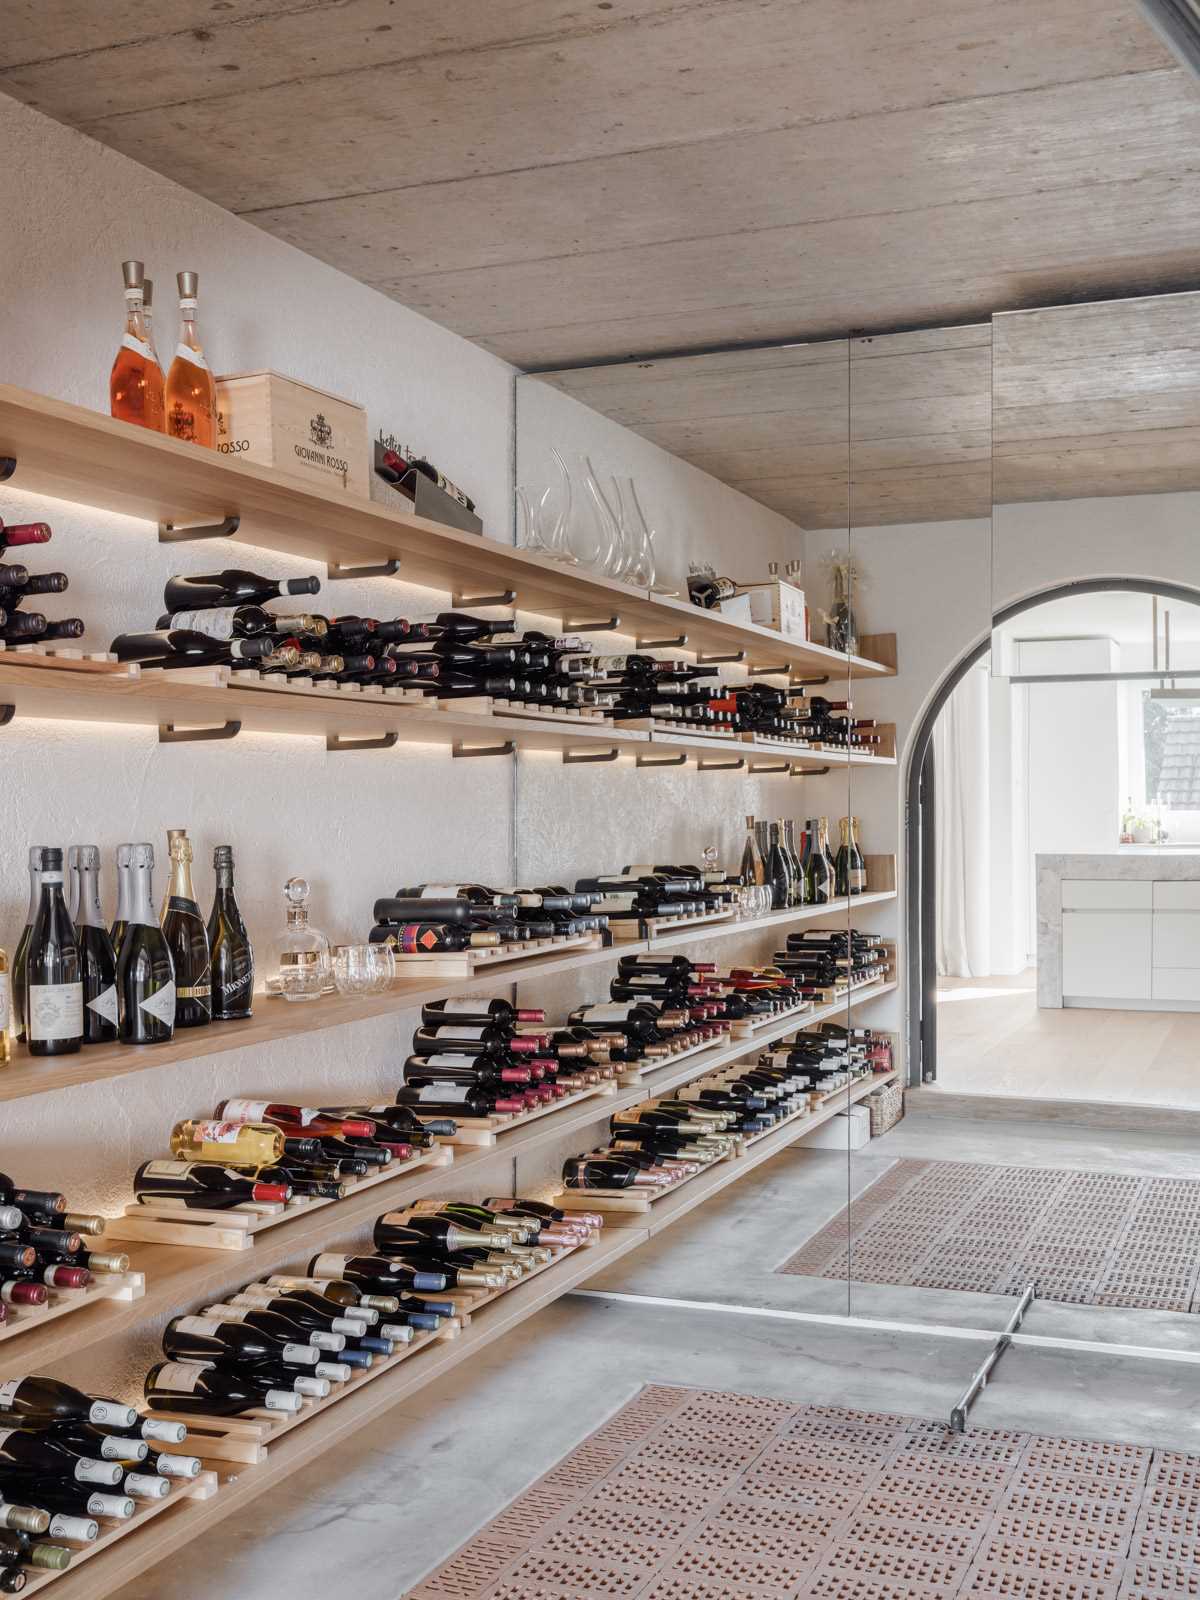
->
[{"left": 934, "top": 969, "right": 1200, "bottom": 1109}]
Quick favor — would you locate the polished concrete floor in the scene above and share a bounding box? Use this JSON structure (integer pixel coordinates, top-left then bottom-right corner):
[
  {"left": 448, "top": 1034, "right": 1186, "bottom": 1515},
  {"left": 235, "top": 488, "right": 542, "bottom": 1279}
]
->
[
  {"left": 112, "top": 1110, "right": 1200, "bottom": 1600},
  {"left": 936, "top": 969, "right": 1200, "bottom": 1106}
]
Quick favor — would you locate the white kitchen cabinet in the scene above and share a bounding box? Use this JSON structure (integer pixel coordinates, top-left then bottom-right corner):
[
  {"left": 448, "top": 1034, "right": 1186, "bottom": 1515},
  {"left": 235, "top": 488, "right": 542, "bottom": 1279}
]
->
[{"left": 1062, "top": 910, "right": 1152, "bottom": 1000}]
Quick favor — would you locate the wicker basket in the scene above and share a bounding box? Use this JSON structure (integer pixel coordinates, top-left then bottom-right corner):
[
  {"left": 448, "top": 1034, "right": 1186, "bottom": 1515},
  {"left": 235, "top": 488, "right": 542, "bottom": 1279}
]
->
[{"left": 865, "top": 1080, "right": 905, "bottom": 1137}]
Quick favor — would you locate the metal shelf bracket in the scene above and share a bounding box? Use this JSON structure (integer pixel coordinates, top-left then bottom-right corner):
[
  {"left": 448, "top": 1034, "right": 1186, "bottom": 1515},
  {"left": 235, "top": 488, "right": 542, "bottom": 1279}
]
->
[
  {"left": 158, "top": 514, "right": 241, "bottom": 544},
  {"left": 790, "top": 764, "right": 832, "bottom": 777},
  {"left": 327, "top": 558, "right": 402, "bottom": 581},
  {"left": 563, "top": 615, "right": 621, "bottom": 633},
  {"left": 562, "top": 747, "right": 620, "bottom": 764},
  {"left": 452, "top": 588, "right": 516, "bottom": 609},
  {"left": 791, "top": 674, "right": 830, "bottom": 689},
  {"left": 326, "top": 731, "right": 399, "bottom": 753},
  {"left": 0, "top": 457, "right": 16, "bottom": 482},
  {"left": 747, "top": 663, "right": 790, "bottom": 677},
  {"left": 635, "top": 633, "right": 688, "bottom": 649},
  {"left": 697, "top": 755, "right": 746, "bottom": 771},
  {"left": 452, "top": 739, "right": 515, "bottom": 759},
  {"left": 697, "top": 649, "right": 746, "bottom": 665},
  {"left": 158, "top": 719, "right": 242, "bottom": 744},
  {"left": 636, "top": 751, "right": 688, "bottom": 768},
  {"left": 747, "top": 758, "right": 792, "bottom": 774},
  {"left": 0, "top": 705, "right": 15, "bottom": 727}
]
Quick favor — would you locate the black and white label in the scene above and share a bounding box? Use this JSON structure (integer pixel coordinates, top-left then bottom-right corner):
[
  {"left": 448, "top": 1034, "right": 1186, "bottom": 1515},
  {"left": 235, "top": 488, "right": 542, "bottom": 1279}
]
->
[
  {"left": 582, "top": 1003, "right": 635, "bottom": 1022},
  {"left": 156, "top": 1363, "right": 205, "bottom": 1393},
  {"left": 27, "top": 981, "right": 83, "bottom": 1041},
  {"left": 141, "top": 1160, "right": 194, "bottom": 1178},
  {"left": 418, "top": 1084, "right": 470, "bottom": 1103},
  {"left": 139, "top": 981, "right": 177, "bottom": 1025},
  {"left": 175, "top": 1316, "right": 221, "bottom": 1337},
  {"left": 168, "top": 606, "right": 236, "bottom": 640},
  {"left": 438, "top": 999, "right": 487, "bottom": 1016}
]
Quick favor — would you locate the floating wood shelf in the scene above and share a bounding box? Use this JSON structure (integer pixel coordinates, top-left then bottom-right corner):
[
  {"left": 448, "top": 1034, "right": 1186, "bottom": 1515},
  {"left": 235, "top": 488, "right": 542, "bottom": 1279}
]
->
[
  {"left": 0, "top": 384, "right": 895, "bottom": 681},
  {"left": 0, "top": 888, "right": 897, "bottom": 1107}
]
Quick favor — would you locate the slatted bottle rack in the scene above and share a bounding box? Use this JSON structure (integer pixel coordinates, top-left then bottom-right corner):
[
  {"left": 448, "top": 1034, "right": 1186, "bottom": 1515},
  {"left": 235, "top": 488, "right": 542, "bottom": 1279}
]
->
[
  {"left": 104, "top": 1146, "right": 455, "bottom": 1252},
  {"left": 439, "top": 1074, "right": 619, "bottom": 1148},
  {"left": 0, "top": 1270, "right": 146, "bottom": 1341},
  {"left": 608, "top": 907, "right": 737, "bottom": 943}
]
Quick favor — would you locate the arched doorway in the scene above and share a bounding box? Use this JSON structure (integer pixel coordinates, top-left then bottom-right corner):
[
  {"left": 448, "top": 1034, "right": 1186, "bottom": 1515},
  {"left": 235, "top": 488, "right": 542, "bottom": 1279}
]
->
[{"left": 905, "top": 576, "right": 1200, "bottom": 1089}]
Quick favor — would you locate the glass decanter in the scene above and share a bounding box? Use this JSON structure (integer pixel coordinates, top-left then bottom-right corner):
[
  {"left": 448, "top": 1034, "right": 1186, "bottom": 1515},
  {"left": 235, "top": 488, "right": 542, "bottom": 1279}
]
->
[{"left": 275, "top": 877, "right": 330, "bottom": 1003}]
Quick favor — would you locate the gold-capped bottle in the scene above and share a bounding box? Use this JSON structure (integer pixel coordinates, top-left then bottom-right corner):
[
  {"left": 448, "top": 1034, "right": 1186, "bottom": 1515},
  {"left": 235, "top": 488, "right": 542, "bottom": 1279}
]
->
[
  {"left": 110, "top": 260, "right": 165, "bottom": 433},
  {"left": 165, "top": 271, "right": 216, "bottom": 447},
  {"left": 160, "top": 830, "right": 211, "bottom": 1028}
]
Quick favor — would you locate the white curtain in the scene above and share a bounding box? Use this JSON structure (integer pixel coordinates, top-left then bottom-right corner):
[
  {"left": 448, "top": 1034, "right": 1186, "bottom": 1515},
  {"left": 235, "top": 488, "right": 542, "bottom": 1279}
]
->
[{"left": 934, "top": 665, "right": 994, "bottom": 977}]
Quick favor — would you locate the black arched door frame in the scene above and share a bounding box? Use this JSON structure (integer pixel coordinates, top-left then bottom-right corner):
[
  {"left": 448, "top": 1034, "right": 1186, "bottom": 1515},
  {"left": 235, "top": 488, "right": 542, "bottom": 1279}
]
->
[{"left": 905, "top": 575, "right": 1200, "bottom": 1084}]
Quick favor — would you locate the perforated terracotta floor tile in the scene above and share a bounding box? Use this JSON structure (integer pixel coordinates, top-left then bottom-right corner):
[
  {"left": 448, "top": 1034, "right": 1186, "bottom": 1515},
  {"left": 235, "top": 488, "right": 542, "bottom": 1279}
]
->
[
  {"left": 404, "top": 1389, "right": 1200, "bottom": 1600},
  {"left": 778, "top": 1159, "right": 1200, "bottom": 1313}
]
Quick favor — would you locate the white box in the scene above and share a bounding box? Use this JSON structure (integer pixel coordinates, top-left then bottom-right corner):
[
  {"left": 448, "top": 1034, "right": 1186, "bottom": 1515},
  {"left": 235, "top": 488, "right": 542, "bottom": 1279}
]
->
[
  {"left": 799, "top": 1105, "right": 870, "bottom": 1151},
  {"left": 716, "top": 593, "right": 754, "bottom": 624},
  {"left": 743, "top": 579, "right": 807, "bottom": 639}
]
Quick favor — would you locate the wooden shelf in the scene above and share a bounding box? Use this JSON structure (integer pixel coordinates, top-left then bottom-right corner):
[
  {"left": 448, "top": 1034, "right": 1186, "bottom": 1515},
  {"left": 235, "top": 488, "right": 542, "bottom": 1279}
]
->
[
  {"left": 0, "top": 896, "right": 897, "bottom": 1106},
  {"left": 0, "top": 384, "right": 894, "bottom": 682}
]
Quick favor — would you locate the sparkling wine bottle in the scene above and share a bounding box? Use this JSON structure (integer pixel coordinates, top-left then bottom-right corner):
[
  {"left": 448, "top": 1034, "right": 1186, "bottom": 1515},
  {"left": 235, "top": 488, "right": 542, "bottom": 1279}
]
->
[
  {"left": 207, "top": 846, "right": 253, "bottom": 1020},
  {"left": 73, "top": 848, "right": 118, "bottom": 1046},
  {"left": 116, "top": 845, "right": 175, "bottom": 1045},
  {"left": 24, "top": 850, "right": 83, "bottom": 1058},
  {"left": 160, "top": 830, "right": 211, "bottom": 1028}
]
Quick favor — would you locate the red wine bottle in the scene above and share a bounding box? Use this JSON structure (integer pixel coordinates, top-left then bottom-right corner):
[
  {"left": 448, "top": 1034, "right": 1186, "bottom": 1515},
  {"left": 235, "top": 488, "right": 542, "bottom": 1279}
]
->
[
  {"left": 133, "top": 1160, "right": 289, "bottom": 1210},
  {"left": 163, "top": 570, "right": 320, "bottom": 611}
]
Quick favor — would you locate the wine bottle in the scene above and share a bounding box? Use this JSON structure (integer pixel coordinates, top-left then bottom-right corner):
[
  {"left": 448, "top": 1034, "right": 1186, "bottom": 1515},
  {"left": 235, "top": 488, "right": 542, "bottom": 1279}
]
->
[
  {"left": 72, "top": 847, "right": 118, "bottom": 1046},
  {"left": 11, "top": 849, "right": 49, "bottom": 1043},
  {"left": 0, "top": 947, "right": 9, "bottom": 1068},
  {"left": 0, "top": 1383, "right": 127, "bottom": 1434},
  {"left": 835, "top": 816, "right": 867, "bottom": 896},
  {"left": 160, "top": 830, "right": 210, "bottom": 1028},
  {"left": 163, "top": 571, "right": 321, "bottom": 611},
  {"left": 133, "top": 1160, "right": 289, "bottom": 1210},
  {"left": 0, "top": 1434, "right": 119, "bottom": 1488},
  {"left": 370, "top": 925, "right": 502, "bottom": 954},
  {"left": 144, "top": 1362, "right": 302, "bottom": 1416},
  {"left": 162, "top": 1314, "right": 321, "bottom": 1370},
  {"left": 0, "top": 523, "right": 50, "bottom": 556},
  {"left": 169, "top": 1120, "right": 284, "bottom": 1166},
  {"left": 23, "top": 850, "right": 83, "bottom": 1058},
  {"left": 393, "top": 1084, "right": 525, "bottom": 1116},
  {"left": 110, "top": 259, "right": 164, "bottom": 433},
  {"left": 165, "top": 271, "right": 216, "bottom": 448},
  {"left": 0, "top": 1475, "right": 126, "bottom": 1528},
  {"left": 419, "top": 998, "right": 545, "bottom": 1026},
  {"left": 115, "top": 845, "right": 175, "bottom": 1045},
  {"left": 207, "top": 846, "right": 253, "bottom": 1020},
  {"left": 308, "top": 1253, "right": 448, "bottom": 1295},
  {"left": 110, "top": 629, "right": 275, "bottom": 669}
]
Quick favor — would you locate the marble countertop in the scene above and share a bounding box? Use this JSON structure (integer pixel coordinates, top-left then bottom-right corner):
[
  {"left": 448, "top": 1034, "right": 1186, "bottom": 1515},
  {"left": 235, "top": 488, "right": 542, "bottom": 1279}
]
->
[{"left": 1036, "top": 852, "right": 1200, "bottom": 873}]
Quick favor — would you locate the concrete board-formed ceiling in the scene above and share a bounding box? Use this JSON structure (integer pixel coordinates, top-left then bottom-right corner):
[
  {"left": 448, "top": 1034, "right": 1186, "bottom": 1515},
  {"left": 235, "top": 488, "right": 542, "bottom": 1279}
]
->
[{"left": 0, "top": 0, "right": 1196, "bottom": 372}]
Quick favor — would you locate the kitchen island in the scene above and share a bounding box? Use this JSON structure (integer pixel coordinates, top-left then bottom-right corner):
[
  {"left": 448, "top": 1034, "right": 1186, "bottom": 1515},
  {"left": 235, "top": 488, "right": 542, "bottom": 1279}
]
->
[{"left": 1038, "top": 851, "right": 1200, "bottom": 1009}]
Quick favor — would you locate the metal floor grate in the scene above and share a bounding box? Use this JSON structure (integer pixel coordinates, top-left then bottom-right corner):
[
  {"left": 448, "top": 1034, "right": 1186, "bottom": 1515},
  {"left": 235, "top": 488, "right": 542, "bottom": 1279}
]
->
[
  {"left": 406, "top": 1388, "right": 1198, "bottom": 1598},
  {"left": 777, "top": 1159, "right": 1200, "bottom": 1312}
]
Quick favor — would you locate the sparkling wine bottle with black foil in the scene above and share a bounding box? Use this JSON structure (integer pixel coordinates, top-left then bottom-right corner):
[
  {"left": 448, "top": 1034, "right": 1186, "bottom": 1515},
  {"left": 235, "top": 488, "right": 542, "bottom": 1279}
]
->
[
  {"left": 11, "top": 849, "right": 50, "bottom": 1043},
  {"left": 160, "top": 830, "right": 210, "bottom": 1028},
  {"left": 208, "top": 845, "right": 253, "bottom": 1020},
  {"left": 73, "top": 847, "right": 118, "bottom": 1045},
  {"left": 116, "top": 844, "right": 176, "bottom": 1045},
  {"left": 24, "top": 850, "right": 83, "bottom": 1058}
]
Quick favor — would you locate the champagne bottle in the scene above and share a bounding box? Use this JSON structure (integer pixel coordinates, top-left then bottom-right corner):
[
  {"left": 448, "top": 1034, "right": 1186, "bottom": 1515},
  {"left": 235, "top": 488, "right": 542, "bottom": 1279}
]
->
[
  {"left": 109, "top": 844, "right": 131, "bottom": 952},
  {"left": 133, "top": 1160, "right": 289, "bottom": 1210},
  {"left": 144, "top": 1362, "right": 301, "bottom": 1416},
  {"left": 160, "top": 830, "right": 210, "bottom": 1028},
  {"left": 72, "top": 848, "right": 118, "bottom": 1046},
  {"left": 207, "top": 846, "right": 253, "bottom": 1020},
  {"left": 116, "top": 845, "right": 175, "bottom": 1045},
  {"left": 11, "top": 850, "right": 50, "bottom": 1043},
  {"left": 163, "top": 571, "right": 321, "bottom": 611},
  {"left": 24, "top": 850, "right": 83, "bottom": 1058},
  {"left": 835, "top": 816, "right": 867, "bottom": 896}
]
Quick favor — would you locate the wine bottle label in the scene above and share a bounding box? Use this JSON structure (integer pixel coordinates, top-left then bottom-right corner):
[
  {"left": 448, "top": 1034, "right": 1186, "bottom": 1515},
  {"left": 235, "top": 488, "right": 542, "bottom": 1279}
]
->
[
  {"left": 430, "top": 1025, "right": 485, "bottom": 1040},
  {"left": 437, "top": 999, "right": 490, "bottom": 1016},
  {"left": 581, "top": 1003, "right": 635, "bottom": 1021},
  {"left": 86, "top": 984, "right": 119, "bottom": 1026},
  {"left": 155, "top": 1369, "right": 204, "bottom": 1395},
  {"left": 120, "top": 332, "right": 153, "bottom": 359},
  {"left": 419, "top": 1084, "right": 470, "bottom": 1103},
  {"left": 139, "top": 981, "right": 177, "bottom": 1025},
  {"left": 175, "top": 340, "right": 209, "bottom": 370},
  {"left": 0, "top": 1383, "right": 20, "bottom": 1409},
  {"left": 140, "top": 1160, "right": 194, "bottom": 1178},
  {"left": 27, "top": 980, "right": 84, "bottom": 1041},
  {"left": 419, "top": 1057, "right": 476, "bottom": 1072},
  {"left": 223, "top": 1099, "right": 317, "bottom": 1126},
  {"left": 168, "top": 606, "right": 237, "bottom": 640},
  {"left": 190, "top": 1120, "right": 249, "bottom": 1145},
  {"left": 310, "top": 1256, "right": 347, "bottom": 1276},
  {"left": 48, "top": 1514, "right": 97, "bottom": 1543},
  {"left": 0, "top": 972, "right": 9, "bottom": 1033},
  {"left": 175, "top": 1316, "right": 221, "bottom": 1336},
  {"left": 419, "top": 884, "right": 462, "bottom": 897}
]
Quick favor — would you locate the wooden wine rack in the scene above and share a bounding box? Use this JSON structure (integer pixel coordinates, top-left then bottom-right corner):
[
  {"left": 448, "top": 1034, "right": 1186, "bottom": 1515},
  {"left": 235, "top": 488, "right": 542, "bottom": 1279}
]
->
[
  {"left": 0, "top": 1270, "right": 145, "bottom": 1345},
  {"left": 608, "top": 906, "right": 737, "bottom": 942},
  {"left": 104, "top": 1146, "right": 455, "bottom": 1253},
  {"left": 374, "top": 929, "right": 607, "bottom": 979}
]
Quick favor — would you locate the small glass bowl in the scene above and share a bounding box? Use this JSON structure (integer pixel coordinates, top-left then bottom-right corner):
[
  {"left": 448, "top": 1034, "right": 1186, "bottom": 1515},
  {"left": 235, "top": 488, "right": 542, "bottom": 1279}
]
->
[{"left": 331, "top": 944, "right": 376, "bottom": 996}]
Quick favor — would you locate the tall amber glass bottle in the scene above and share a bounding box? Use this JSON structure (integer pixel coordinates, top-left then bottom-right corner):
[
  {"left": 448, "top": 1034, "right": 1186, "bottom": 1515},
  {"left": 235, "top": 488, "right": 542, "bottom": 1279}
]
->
[
  {"left": 110, "top": 260, "right": 165, "bottom": 432},
  {"left": 165, "top": 271, "right": 216, "bottom": 448}
]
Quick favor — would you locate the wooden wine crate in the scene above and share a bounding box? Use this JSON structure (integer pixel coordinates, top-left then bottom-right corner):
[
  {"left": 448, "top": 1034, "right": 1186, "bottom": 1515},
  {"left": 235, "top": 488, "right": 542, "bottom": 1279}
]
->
[
  {"left": 608, "top": 906, "right": 736, "bottom": 943},
  {"left": 22, "top": 1468, "right": 219, "bottom": 1595},
  {"left": 0, "top": 645, "right": 138, "bottom": 677},
  {"left": 386, "top": 929, "right": 606, "bottom": 979},
  {"left": 148, "top": 1239, "right": 588, "bottom": 1465},
  {"left": 214, "top": 370, "right": 370, "bottom": 498},
  {"left": 104, "top": 1146, "right": 454, "bottom": 1252},
  {"left": 0, "top": 1269, "right": 146, "bottom": 1344},
  {"left": 439, "top": 1077, "right": 618, "bottom": 1149}
]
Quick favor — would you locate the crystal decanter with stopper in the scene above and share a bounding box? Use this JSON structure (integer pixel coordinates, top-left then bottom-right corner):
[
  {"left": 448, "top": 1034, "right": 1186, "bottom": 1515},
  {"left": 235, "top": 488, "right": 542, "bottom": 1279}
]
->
[{"left": 275, "top": 878, "right": 330, "bottom": 1002}]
